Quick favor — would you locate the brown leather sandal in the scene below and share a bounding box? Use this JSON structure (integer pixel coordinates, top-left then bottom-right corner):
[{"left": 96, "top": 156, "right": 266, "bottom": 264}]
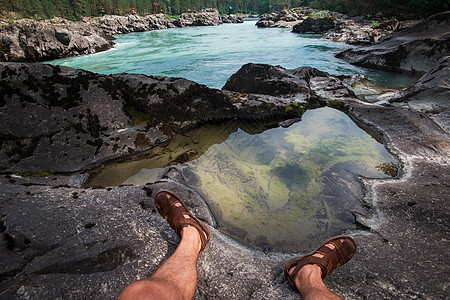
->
[
  {"left": 154, "top": 189, "right": 210, "bottom": 252},
  {"left": 284, "top": 235, "right": 356, "bottom": 290}
]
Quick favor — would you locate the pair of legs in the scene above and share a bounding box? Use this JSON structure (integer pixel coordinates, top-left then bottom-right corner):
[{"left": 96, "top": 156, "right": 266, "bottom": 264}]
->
[{"left": 118, "top": 190, "right": 355, "bottom": 300}]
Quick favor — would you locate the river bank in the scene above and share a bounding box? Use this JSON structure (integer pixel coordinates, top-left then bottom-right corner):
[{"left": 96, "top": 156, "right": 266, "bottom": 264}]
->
[
  {"left": 256, "top": 7, "right": 405, "bottom": 45},
  {"left": 0, "top": 9, "right": 243, "bottom": 62}
]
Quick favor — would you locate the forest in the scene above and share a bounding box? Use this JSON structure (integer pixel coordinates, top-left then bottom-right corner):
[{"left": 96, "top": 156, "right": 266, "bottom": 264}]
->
[{"left": 0, "top": 0, "right": 447, "bottom": 20}]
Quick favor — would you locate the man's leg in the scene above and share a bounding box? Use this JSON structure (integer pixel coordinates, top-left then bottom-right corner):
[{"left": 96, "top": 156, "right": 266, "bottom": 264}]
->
[
  {"left": 285, "top": 236, "right": 356, "bottom": 300},
  {"left": 289, "top": 240, "right": 346, "bottom": 300},
  {"left": 118, "top": 190, "right": 210, "bottom": 300},
  {"left": 118, "top": 226, "right": 201, "bottom": 300}
]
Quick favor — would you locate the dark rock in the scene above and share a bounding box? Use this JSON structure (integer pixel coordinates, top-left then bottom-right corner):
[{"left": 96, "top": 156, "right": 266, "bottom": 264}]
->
[
  {"left": 0, "top": 18, "right": 113, "bottom": 62},
  {"left": 256, "top": 19, "right": 275, "bottom": 27},
  {"left": 54, "top": 28, "right": 71, "bottom": 46},
  {"left": 292, "top": 17, "right": 336, "bottom": 34},
  {"left": 274, "top": 9, "right": 299, "bottom": 22},
  {"left": 0, "top": 62, "right": 169, "bottom": 173},
  {"left": 223, "top": 63, "right": 356, "bottom": 102},
  {"left": 395, "top": 56, "right": 450, "bottom": 111},
  {"left": 336, "top": 12, "right": 450, "bottom": 74}
]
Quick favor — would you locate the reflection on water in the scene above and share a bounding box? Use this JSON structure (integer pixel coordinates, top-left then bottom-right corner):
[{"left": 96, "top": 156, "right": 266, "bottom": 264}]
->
[{"left": 87, "top": 107, "right": 398, "bottom": 251}]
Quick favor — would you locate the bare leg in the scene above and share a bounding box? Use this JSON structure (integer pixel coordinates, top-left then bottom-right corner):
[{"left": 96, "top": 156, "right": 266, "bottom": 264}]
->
[
  {"left": 289, "top": 240, "right": 344, "bottom": 300},
  {"left": 118, "top": 226, "right": 202, "bottom": 300}
]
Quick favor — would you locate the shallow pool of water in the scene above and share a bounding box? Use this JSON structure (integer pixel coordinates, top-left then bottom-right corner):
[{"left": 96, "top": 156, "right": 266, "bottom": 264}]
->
[{"left": 87, "top": 107, "right": 398, "bottom": 251}]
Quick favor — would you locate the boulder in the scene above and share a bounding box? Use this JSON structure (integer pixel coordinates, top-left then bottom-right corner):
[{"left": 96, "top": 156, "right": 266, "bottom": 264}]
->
[
  {"left": 221, "top": 14, "right": 244, "bottom": 23},
  {"left": 336, "top": 12, "right": 450, "bottom": 74},
  {"left": 54, "top": 28, "right": 71, "bottom": 46},
  {"left": 223, "top": 63, "right": 356, "bottom": 102},
  {"left": 292, "top": 17, "right": 336, "bottom": 34},
  {"left": 256, "top": 19, "right": 275, "bottom": 27},
  {"left": 173, "top": 9, "right": 222, "bottom": 27},
  {"left": 325, "top": 18, "right": 400, "bottom": 45}
]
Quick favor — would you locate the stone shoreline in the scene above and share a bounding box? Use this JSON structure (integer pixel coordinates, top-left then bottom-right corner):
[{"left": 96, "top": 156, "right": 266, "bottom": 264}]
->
[
  {"left": 0, "top": 9, "right": 243, "bottom": 62},
  {"left": 256, "top": 7, "right": 403, "bottom": 45}
]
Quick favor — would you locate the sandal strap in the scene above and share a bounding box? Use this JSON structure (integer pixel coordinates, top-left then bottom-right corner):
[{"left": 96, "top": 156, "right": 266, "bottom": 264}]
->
[
  {"left": 284, "top": 235, "right": 356, "bottom": 290},
  {"left": 155, "top": 190, "right": 210, "bottom": 252}
]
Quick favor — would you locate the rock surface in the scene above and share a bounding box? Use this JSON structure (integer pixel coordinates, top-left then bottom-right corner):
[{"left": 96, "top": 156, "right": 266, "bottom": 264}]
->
[
  {"left": 336, "top": 12, "right": 450, "bottom": 74},
  {"left": 0, "top": 10, "right": 243, "bottom": 62},
  {"left": 0, "top": 63, "right": 449, "bottom": 299},
  {"left": 387, "top": 56, "right": 450, "bottom": 132},
  {"left": 342, "top": 56, "right": 450, "bottom": 133},
  {"left": 292, "top": 17, "right": 336, "bottom": 34}
]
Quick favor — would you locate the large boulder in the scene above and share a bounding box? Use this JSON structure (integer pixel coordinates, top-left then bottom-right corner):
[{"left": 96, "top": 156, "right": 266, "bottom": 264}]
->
[
  {"left": 292, "top": 17, "right": 336, "bottom": 34},
  {"left": 255, "top": 19, "right": 275, "bottom": 27},
  {"left": 173, "top": 9, "right": 222, "bottom": 27},
  {"left": 0, "top": 63, "right": 168, "bottom": 172},
  {"left": 223, "top": 63, "right": 356, "bottom": 102},
  {"left": 336, "top": 12, "right": 450, "bottom": 74}
]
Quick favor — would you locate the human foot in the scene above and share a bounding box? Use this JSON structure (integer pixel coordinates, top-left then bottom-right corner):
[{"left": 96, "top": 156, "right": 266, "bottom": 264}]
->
[
  {"left": 155, "top": 190, "right": 210, "bottom": 252},
  {"left": 284, "top": 235, "right": 356, "bottom": 290}
]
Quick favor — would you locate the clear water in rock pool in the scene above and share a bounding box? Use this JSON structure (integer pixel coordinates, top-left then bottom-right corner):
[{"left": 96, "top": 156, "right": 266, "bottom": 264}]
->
[
  {"left": 45, "top": 20, "right": 418, "bottom": 90},
  {"left": 86, "top": 107, "right": 398, "bottom": 251}
]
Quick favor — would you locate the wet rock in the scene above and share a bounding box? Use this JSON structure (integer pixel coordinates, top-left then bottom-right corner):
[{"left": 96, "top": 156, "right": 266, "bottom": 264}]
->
[
  {"left": 393, "top": 56, "right": 450, "bottom": 111},
  {"left": 292, "top": 17, "right": 336, "bottom": 34},
  {"left": 223, "top": 63, "right": 356, "bottom": 103},
  {"left": 336, "top": 12, "right": 450, "bottom": 74},
  {"left": 340, "top": 74, "right": 401, "bottom": 103}
]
